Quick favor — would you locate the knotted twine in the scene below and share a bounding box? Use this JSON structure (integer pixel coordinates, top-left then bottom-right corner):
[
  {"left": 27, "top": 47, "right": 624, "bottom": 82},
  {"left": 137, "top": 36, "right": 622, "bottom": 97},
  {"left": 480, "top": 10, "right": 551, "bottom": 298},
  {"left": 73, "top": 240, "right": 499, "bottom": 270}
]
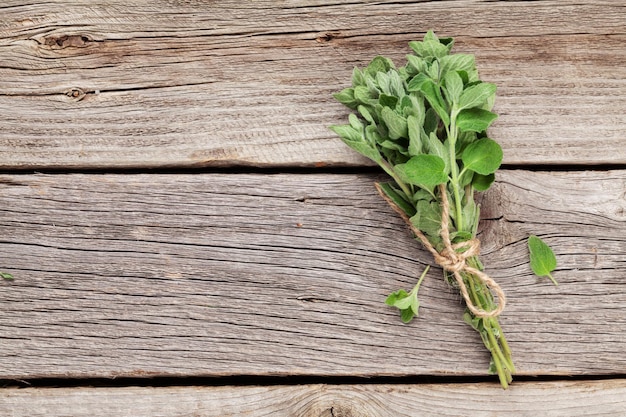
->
[{"left": 375, "top": 183, "right": 506, "bottom": 318}]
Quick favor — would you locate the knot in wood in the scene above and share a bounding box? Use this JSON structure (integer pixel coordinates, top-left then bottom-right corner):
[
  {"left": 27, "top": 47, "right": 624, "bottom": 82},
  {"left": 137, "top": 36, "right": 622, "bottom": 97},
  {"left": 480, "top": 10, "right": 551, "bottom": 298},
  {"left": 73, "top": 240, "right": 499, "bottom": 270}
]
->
[
  {"left": 65, "top": 87, "right": 86, "bottom": 101},
  {"left": 45, "top": 34, "right": 92, "bottom": 49}
]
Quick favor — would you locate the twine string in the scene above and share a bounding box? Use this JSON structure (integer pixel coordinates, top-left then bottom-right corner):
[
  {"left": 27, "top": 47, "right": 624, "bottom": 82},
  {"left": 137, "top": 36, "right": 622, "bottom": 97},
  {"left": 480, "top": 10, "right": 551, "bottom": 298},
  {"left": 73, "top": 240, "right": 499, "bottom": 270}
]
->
[{"left": 375, "top": 183, "right": 505, "bottom": 318}]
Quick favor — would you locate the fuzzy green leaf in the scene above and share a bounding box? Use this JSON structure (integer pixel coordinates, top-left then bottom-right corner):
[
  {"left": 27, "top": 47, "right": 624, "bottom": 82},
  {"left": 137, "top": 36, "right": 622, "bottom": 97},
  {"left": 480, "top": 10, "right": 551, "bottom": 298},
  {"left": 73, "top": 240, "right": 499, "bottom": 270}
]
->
[
  {"left": 461, "top": 138, "right": 503, "bottom": 175},
  {"left": 381, "top": 107, "right": 408, "bottom": 140},
  {"left": 456, "top": 108, "right": 498, "bottom": 133},
  {"left": 377, "top": 182, "right": 416, "bottom": 217},
  {"left": 417, "top": 79, "right": 450, "bottom": 126},
  {"left": 472, "top": 173, "right": 496, "bottom": 191},
  {"left": 365, "top": 56, "right": 396, "bottom": 77},
  {"left": 330, "top": 125, "right": 381, "bottom": 163},
  {"left": 333, "top": 88, "right": 358, "bottom": 109},
  {"left": 351, "top": 67, "right": 365, "bottom": 87},
  {"left": 425, "top": 132, "right": 451, "bottom": 175},
  {"left": 354, "top": 85, "right": 375, "bottom": 104},
  {"left": 458, "top": 82, "right": 497, "bottom": 110},
  {"left": 409, "top": 39, "right": 449, "bottom": 59},
  {"left": 407, "top": 115, "right": 423, "bottom": 156},
  {"left": 439, "top": 54, "right": 476, "bottom": 77},
  {"left": 410, "top": 200, "right": 443, "bottom": 239},
  {"left": 443, "top": 71, "right": 464, "bottom": 104},
  {"left": 528, "top": 235, "right": 558, "bottom": 285},
  {"left": 396, "top": 154, "right": 448, "bottom": 186}
]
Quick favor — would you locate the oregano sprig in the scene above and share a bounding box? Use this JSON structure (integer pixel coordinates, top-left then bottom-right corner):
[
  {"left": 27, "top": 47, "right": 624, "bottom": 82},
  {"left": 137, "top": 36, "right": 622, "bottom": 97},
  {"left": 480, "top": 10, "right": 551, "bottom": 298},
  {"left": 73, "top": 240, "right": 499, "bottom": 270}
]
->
[{"left": 330, "top": 31, "right": 515, "bottom": 388}]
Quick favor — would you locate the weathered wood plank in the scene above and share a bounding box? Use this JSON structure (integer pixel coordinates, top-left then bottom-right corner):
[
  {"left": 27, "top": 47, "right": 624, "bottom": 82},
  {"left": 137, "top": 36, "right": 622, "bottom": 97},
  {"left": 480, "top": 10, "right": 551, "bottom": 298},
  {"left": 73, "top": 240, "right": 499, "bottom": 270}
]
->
[
  {"left": 0, "top": 171, "right": 624, "bottom": 379},
  {"left": 1, "top": 1, "right": 624, "bottom": 168},
  {"left": 3, "top": 380, "right": 626, "bottom": 416}
]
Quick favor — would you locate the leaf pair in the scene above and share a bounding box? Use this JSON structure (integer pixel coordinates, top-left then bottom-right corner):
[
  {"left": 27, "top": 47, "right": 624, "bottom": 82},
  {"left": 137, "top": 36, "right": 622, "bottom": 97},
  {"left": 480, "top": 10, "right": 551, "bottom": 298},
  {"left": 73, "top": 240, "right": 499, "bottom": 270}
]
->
[{"left": 385, "top": 266, "right": 430, "bottom": 323}]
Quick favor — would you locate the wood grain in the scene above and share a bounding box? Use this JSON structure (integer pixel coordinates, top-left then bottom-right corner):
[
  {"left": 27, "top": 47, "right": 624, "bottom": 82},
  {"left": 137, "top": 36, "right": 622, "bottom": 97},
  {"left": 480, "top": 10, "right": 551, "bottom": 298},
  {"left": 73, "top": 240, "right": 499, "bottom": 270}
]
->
[
  {"left": 1, "top": 0, "right": 625, "bottom": 169},
  {"left": 0, "top": 171, "right": 624, "bottom": 379},
  {"left": 3, "top": 380, "right": 626, "bottom": 417}
]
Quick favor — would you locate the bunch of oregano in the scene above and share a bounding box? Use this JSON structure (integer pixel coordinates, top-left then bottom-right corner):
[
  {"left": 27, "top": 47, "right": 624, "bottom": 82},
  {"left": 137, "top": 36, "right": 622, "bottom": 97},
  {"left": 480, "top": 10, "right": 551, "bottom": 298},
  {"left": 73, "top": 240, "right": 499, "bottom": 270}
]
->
[{"left": 330, "top": 31, "right": 516, "bottom": 387}]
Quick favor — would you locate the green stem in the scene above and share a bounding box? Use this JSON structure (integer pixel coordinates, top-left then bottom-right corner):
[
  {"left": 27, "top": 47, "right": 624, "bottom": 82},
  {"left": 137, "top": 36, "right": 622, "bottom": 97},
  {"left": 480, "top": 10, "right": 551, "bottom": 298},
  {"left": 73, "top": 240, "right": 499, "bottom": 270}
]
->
[
  {"left": 463, "top": 259, "right": 515, "bottom": 388},
  {"left": 547, "top": 272, "right": 559, "bottom": 286},
  {"left": 379, "top": 159, "right": 413, "bottom": 199},
  {"left": 413, "top": 265, "right": 430, "bottom": 295},
  {"left": 447, "top": 107, "right": 464, "bottom": 232}
]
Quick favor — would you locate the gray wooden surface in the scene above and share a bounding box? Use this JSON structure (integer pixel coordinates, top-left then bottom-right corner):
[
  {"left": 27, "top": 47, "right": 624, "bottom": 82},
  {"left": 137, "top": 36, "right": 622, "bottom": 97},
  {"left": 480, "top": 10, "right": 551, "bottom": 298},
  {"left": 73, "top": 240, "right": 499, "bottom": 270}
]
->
[
  {"left": 1, "top": 0, "right": 625, "bottom": 414},
  {"left": 4, "top": 380, "right": 626, "bottom": 417},
  {"left": 0, "top": 171, "right": 624, "bottom": 379},
  {"left": 1, "top": 0, "right": 625, "bottom": 169}
]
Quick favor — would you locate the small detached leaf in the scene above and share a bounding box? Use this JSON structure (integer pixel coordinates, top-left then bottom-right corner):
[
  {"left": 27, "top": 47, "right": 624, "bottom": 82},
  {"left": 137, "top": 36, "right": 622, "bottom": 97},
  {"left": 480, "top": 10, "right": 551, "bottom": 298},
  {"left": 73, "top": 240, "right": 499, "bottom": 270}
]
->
[
  {"left": 1, "top": 272, "right": 13, "bottom": 280},
  {"left": 386, "top": 266, "right": 430, "bottom": 323},
  {"left": 461, "top": 138, "right": 503, "bottom": 175},
  {"left": 528, "top": 235, "right": 558, "bottom": 285}
]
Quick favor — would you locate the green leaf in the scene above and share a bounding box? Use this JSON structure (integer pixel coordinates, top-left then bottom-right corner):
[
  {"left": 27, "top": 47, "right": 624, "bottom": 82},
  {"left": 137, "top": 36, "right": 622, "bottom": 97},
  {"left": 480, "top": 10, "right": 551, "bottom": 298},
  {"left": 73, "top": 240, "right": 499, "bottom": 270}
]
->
[
  {"left": 405, "top": 54, "right": 428, "bottom": 75},
  {"left": 351, "top": 67, "right": 365, "bottom": 87},
  {"left": 357, "top": 105, "right": 375, "bottom": 123},
  {"left": 400, "top": 308, "right": 415, "bottom": 323},
  {"left": 472, "top": 173, "right": 495, "bottom": 191},
  {"left": 381, "top": 107, "right": 408, "bottom": 139},
  {"left": 407, "top": 73, "right": 430, "bottom": 92},
  {"left": 348, "top": 113, "right": 364, "bottom": 130},
  {"left": 376, "top": 182, "right": 416, "bottom": 217},
  {"left": 379, "top": 93, "right": 398, "bottom": 109},
  {"left": 456, "top": 108, "right": 498, "bottom": 133},
  {"left": 1, "top": 272, "right": 13, "bottom": 280},
  {"left": 410, "top": 200, "right": 442, "bottom": 239},
  {"left": 407, "top": 115, "right": 423, "bottom": 156},
  {"left": 354, "top": 85, "right": 375, "bottom": 104},
  {"left": 409, "top": 294, "right": 420, "bottom": 315},
  {"left": 385, "top": 289, "right": 410, "bottom": 307},
  {"left": 396, "top": 154, "right": 448, "bottom": 186},
  {"left": 439, "top": 54, "right": 476, "bottom": 77},
  {"left": 388, "top": 70, "right": 406, "bottom": 97},
  {"left": 333, "top": 88, "right": 358, "bottom": 109},
  {"left": 329, "top": 124, "right": 360, "bottom": 143},
  {"left": 408, "top": 76, "right": 448, "bottom": 124},
  {"left": 443, "top": 71, "right": 463, "bottom": 103},
  {"left": 403, "top": 94, "right": 425, "bottom": 122},
  {"left": 425, "top": 132, "right": 451, "bottom": 175},
  {"left": 393, "top": 293, "right": 414, "bottom": 310},
  {"left": 409, "top": 39, "right": 449, "bottom": 59},
  {"left": 365, "top": 56, "right": 395, "bottom": 77},
  {"left": 376, "top": 72, "right": 391, "bottom": 94},
  {"left": 461, "top": 138, "right": 503, "bottom": 175},
  {"left": 458, "top": 82, "right": 497, "bottom": 110},
  {"left": 329, "top": 124, "right": 382, "bottom": 163},
  {"left": 528, "top": 235, "right": 558, "bottom": 285}
]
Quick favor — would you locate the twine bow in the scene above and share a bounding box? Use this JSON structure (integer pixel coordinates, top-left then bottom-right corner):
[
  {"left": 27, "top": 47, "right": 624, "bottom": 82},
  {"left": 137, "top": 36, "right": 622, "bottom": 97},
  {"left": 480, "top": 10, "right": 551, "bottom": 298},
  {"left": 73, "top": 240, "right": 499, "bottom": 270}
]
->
[{"left": 376, "top": 183, "right": 505, "bottom": 318}]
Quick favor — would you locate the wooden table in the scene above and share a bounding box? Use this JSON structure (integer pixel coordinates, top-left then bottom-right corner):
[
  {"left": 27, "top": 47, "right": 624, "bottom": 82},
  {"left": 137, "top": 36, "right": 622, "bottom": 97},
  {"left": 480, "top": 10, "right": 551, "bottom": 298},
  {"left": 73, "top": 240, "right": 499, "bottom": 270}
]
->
[{"left": 1, "top": 1, "right": 625, "bottom": 415}]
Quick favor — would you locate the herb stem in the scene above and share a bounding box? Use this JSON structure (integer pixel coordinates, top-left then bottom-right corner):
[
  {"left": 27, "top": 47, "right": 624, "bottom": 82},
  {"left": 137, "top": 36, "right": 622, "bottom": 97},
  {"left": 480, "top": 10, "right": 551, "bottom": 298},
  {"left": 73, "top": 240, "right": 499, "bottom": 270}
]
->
[
  {"left": 413, "top": 265, "right": 430, "bottom": 294},
  {"left": 547, "top": 272, "right": 559, "bottom": 286},
  {"left": 380, "top": 159, "right": 413, "bottom": 199},
  {"left": 447, "top": 108, "right": 464, "bottom": 232}
]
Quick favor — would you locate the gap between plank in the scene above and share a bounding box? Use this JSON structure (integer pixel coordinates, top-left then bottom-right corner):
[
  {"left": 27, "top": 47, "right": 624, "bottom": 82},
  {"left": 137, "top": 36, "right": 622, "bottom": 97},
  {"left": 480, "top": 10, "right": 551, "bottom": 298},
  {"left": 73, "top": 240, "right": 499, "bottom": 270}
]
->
[
  {"left": 2, "top": 373, "right": 626, "bottom": 390},
  {"left": 0, "top": 163, "right": 625, "bottom": 177}
]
